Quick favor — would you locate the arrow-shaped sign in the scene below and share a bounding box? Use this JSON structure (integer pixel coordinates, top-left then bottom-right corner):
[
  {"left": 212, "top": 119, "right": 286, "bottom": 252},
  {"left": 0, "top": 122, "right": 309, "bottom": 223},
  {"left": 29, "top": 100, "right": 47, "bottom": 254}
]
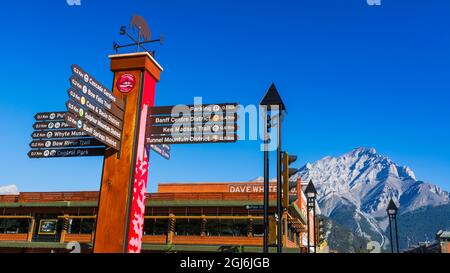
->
[
  {"left": 71, "top": 64, "right": 125, "bottom": 110},
  {"left": 29, "top": 138, "right": 104, "bottom": 149},
  {"left": 65, "top": 112, "right": 121, "bottom": 150},
  {"left": 28, "top": 147, "right": 105, "bottom": 159}
]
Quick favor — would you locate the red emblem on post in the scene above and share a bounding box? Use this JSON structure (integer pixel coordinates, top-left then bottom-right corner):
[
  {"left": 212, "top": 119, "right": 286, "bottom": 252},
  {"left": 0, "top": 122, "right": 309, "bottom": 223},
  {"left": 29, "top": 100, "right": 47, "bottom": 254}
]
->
[{"left": 116, "top": 74, "right": 136, "bottom": 93}]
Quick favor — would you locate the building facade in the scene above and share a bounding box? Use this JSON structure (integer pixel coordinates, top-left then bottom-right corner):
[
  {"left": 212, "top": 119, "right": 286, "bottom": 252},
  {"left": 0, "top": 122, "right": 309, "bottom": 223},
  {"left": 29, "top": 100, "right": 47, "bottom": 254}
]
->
[{"left": 0, "top": 181, "right": 317, "bottom": 253}]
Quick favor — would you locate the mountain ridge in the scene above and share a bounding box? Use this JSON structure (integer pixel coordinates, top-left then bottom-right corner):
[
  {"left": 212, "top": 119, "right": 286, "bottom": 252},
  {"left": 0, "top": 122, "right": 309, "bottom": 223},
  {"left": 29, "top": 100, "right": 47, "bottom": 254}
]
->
[{"left": 292, "top": 147, "right": 450, "bottom": 250}]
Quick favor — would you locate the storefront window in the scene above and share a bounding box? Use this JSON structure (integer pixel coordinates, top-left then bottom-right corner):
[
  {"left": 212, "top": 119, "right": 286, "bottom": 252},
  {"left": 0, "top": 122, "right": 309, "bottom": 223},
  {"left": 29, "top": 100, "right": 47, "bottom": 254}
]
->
[
  {"left": 0, "top": 219, "right": 29, "bottom": 234},
  {"left": 143, "top": 219, "right": 168, "bottom": 235},
  {"left": 220, "top": 220, "right": 234, "bottom": 236},
  {"left": 204, "top": 219, "right": 249, "bottom": 237},
  {"left": 205, "top": 220, "right": 220, "bottom": 236},
  {"left": 233, "top": 220, "right": 249, "bottom": 236},
  {"left": 175, "top": 219, "right": 201, "bottom": 236},
  {"left": 252, "top": 219, "right": 264, "bottom": 237},
  {"left": 68, "top": 218, "right": 95, "bottom": 234}
]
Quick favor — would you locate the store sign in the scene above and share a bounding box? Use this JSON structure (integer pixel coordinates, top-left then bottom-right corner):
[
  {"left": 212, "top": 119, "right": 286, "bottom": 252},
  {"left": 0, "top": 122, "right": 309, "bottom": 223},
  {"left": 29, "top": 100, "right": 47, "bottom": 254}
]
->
[
  {"left": 38, "top": 219, "right": 58, "bottom": 235},
  {"left": 228, "top": 184, "right": 277, "bottom": 193}
]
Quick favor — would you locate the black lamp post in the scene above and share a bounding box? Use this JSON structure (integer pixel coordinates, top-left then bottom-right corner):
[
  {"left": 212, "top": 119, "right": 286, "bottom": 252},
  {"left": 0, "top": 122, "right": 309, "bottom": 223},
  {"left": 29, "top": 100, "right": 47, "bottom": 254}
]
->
[
  {"left": 305, "top": 180, "right": 317, "bottom": 253},
  {"left": 260, "top": 83, "right": 286, "bottom": 254},
  {"left": 387, "top": 198, "right": 400, "bottom": 253}
]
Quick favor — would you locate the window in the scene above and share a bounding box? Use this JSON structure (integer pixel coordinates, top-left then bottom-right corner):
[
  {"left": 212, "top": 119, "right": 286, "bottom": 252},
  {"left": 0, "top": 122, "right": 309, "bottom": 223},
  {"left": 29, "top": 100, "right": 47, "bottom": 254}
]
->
[
  {"left": 68, "top": 219, "right": 95, "bottom": 234},
  {"left": 233, "top": 220, "right": 249, "bottom": 236},
  {"left": 289, "top": 229, "right": 295, "bottom": 242},
  {"left": 0, "top": 219, "right": 30, "bottom": 234},
  {"left": 252, "top": 219, "right": 264, "bottom": 237},
  {"left": 174, "top": 219, "right": 201, "bottom": 236},
  {"left": 220, "top": 220, "right": 234, "bottom": 236},
  {"left": 143, "top": 219, "right": 168, "bottom": 235},
  {"left": 205, "top": 219, "right": 249, "bottom": 237},
  {"left": 205, "top": 220, "right": 220, "bottom": 236}
]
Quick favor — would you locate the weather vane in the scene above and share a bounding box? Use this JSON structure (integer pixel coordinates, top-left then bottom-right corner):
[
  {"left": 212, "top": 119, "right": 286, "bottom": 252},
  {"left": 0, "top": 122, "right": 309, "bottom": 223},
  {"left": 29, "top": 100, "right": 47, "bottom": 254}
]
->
[{"left": 113, "top": 15, "right": 164, "bottom": 56}]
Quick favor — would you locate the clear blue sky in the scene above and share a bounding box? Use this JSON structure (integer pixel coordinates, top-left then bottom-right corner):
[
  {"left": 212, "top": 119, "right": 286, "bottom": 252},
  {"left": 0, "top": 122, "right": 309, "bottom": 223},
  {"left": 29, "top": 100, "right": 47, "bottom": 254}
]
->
[{"left": 0, "top": 0, "right": 449, "bottom": 193}]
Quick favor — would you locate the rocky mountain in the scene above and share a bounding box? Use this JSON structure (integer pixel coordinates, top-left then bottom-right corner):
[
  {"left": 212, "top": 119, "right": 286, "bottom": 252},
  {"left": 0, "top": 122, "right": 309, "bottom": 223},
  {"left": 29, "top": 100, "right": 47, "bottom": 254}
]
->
[
  {"left": 292, "top": 147, "right": 450, "bottom": 251},
  {"left": 0, "top": 185, "right": 19, "bottom": 195}
]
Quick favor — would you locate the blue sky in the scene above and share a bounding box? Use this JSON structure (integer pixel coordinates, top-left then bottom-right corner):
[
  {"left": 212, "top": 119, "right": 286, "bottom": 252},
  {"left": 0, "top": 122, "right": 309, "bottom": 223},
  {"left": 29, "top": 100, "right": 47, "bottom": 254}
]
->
[{"left": 0, "top": 0, "right": 449, "bottom": 193}]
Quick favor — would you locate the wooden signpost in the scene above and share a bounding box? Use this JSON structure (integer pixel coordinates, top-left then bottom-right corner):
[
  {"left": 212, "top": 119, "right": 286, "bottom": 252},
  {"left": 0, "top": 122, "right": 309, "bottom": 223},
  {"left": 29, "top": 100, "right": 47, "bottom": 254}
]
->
[
  {"left": 92, "top": 52, "right": 163, "bottom": 253},
  {"left": 25, "top": 16, "right": 246, "bottom": 254}
]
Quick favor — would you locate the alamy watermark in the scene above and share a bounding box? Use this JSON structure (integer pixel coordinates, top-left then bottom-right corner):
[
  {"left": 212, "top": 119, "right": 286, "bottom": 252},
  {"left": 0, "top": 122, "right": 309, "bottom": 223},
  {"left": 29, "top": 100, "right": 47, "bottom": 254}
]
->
[
  {"left": 367, "top": 0, "right": 381, "bottom": 6},
  {"left": 67, "top": 0, "right": 81, "bottom": 6}
]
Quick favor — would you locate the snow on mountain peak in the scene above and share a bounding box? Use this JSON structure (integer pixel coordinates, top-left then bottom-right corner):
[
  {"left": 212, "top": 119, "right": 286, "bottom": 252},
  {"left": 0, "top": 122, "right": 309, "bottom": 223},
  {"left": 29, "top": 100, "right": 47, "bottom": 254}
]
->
[{"left": 352, "top": 147, "right": 377, "bottom": 156}]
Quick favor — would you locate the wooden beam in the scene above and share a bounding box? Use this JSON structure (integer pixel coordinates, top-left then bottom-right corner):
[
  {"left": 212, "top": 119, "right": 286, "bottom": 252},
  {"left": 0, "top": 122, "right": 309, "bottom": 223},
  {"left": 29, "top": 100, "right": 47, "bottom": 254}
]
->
[
  {"left": 0, "top": 215, "right": 33, "bottom": 219},
  {"left": 144, "top": 215, "right": 264, "bottom": 220}
]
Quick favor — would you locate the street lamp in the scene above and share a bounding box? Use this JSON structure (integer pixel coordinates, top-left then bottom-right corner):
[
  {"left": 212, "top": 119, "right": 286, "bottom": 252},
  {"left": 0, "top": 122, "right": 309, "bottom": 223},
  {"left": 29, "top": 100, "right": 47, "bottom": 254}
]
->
[
  {"left": 260, "top": 83, "right": 286, "bottom": 254},
  {"left": 305, "top": 180, "right": 317, "bottom": 253},
  {"left": 386, "top": 198, "right": 400, "bottom": 253}
]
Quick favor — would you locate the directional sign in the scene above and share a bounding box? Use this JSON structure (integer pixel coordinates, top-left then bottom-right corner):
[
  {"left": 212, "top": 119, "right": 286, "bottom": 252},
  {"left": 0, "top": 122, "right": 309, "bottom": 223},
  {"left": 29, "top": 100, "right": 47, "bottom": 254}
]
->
[
  {"left": 245, "top": 205, "right": 264, "bottom": 210},
  {"left": 66, "top": 100, "right": 123, "bottom": 135},
  {"left": 33, "top": 120, "right": 72, "bottom": 130},
  {"left": 67, "top": 67, "right": 125, "bottom": 151},
  {"left": 147, "top": 133, "right": 237, "bottom": 145},
  {"left": 28, "top": 147, "right": 105, "bottom": 159},
  {"left": 149, "top": 123, "right": 237, "bottom": 136},
  {"left": 34, "top": 112, "right": 66, "bottom": 121},
  {"left": 145, "top": 103, "right": 239, "bottom": 145},
  {"left": 65, "top": 112, "right": 121, "bottom": 150},
  {"left": 147, "top": 144, "right": 170, "bottom": 160},
  {"left": 148, "top": 103, "right": 239, "bottom": 116},
  {"left": 31, "top": 129, "right": 90, "bottom": 139},
  {"left": 161, "top": 144, "right": 171, "bottom": 151},
  {"left": 30, "top": 138, "right": 104, "bottom": 149},
  {"left": 68, "top": 85, "right": 124, "bottom": 120},
  {"left": 66, "top": 103, "right": 122, "bottom": 141},
  {"left": 71, "top": 65, "right": 125, "bottom": 110},
  {"left": 148, "top": 113, "right": 238, "bottom": 126}
]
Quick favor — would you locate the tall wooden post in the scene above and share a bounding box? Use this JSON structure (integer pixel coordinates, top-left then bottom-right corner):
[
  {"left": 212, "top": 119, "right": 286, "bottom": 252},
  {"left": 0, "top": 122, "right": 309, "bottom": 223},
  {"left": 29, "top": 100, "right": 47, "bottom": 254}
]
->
[
  {"left": 27, "top": 217, "right": 35, "bottom": 242},
  {"left": 93, "top": 52, "right": 163, "bottom": 253},
  {"left": 60, "top": 215, "right": 69, "bottom": 243},
  {"left": 167, "top": 214, "right": 176, "bottom": 245}
]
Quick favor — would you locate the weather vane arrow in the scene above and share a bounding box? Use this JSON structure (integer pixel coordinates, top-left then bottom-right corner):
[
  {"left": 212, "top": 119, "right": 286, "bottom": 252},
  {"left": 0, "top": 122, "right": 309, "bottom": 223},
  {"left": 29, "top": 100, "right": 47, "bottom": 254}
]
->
[{"left": 113, "top": 15, "right": 163, "bottom": 55}]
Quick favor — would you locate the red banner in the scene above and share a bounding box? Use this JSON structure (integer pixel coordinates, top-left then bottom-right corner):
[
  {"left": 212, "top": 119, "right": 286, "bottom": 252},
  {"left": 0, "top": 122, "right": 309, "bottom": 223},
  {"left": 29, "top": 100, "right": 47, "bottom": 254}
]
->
[{"left": 126, "top": 71, "right": 157, "bottom": 253}]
